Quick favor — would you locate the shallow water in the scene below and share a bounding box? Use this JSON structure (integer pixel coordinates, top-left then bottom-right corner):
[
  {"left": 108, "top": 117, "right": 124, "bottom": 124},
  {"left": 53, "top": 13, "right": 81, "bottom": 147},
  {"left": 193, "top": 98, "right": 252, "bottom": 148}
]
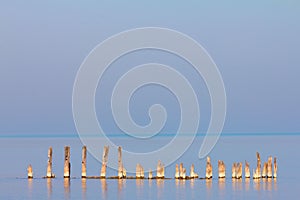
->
[{"left": 0, "top": 135, "right": 299, "bottom": 199}]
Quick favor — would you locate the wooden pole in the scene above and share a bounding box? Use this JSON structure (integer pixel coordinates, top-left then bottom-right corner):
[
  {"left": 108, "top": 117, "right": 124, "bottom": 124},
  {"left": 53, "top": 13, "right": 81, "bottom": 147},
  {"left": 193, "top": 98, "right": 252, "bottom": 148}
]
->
[
  {"left": 267, "top": 156, "right": 272, "bottom": 178},
  {"left": 100, "top": 146, "right": 109, "bottom": 178},
  {"left": 148, "top": 169, "right": 153, "bottom": 179},
  {"left": 273, "top": 157, "right": 277, "bottom": 178},
  {"left": 245, "top": 161, "right": 250, "bottom": 178},
  {"left": 206, "top": 156, "right": 212, "bottom": 179},
  {"left": 27, "top": 164, "right": 33, "bottom": 179},
  {"left": 218, "top": 160, "right": 225, "bottom": 178},
  {"left": 81, "top": 146, "right": 87, "bottom": 178},
  {"left": 46, "top": 147, "right": 55, "bottom": 178},
  {"left": 175, "top": 164, "right": 179, "bottom": 179},
  {"left": 64, "top": 146, "right": 71, "bottom": 178},
  {"left": 190, "top": 164, "right": 198, "bottom": 178},
  {"left": 236, "top": 162, "right": 242, "bottom": 179}
]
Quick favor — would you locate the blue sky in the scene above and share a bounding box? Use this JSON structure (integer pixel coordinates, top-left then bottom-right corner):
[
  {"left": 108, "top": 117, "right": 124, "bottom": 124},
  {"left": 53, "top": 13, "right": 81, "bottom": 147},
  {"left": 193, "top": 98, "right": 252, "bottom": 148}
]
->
[{"left": 0, "top": 0, "right": 300, "bottom": 136}]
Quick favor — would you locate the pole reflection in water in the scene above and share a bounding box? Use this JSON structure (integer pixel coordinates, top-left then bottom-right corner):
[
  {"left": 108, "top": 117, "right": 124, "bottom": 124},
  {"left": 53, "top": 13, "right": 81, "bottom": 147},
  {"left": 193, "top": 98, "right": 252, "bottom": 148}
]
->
[
  {"left": 148, "top": 179, "right": 152, "bottom": 188},
  {"left": 157, "top": 179, "right": 164, "bottom": 199},
  {"left": 101, "top": 179, "right": 107, "bottom": 199},
  {"left": 118, "top": 179, "right": 125, "bottom": 199},
  {"left": 262, "top": 178, "right": 273, "bottom": 191},
  {"left": 206, "top": 178, "right": 212, "bottom": 199},
  {"left": 190, "top": 179, "right": 195, "bottom": 189},
  {"left": 206, "top": 179, "right": 212, "bottom": 191},
  {"left": 253, "top": 178, "right": 261, "bottom": 191},
  {"left": 232, "top": 178, "right": 242, "bottom": 191},
  {"left": 218, "top": 178, "right": 225, "bottom": 191},
  {"left": 136, "top": 179, "right": 144, "bottom": 198},
  {"left": 64, "top": 178, "right": 70, "bottom": 200},
  {"left": 81, "top": 178, "right": 86, "bottom": 200},
  {"left": 274, "top": 178, "right": 277, "bottom": 191},
  {"left": 28, "top": 178, "right": 33, "bottom": 198},
  {"left": 136, "top": 179, "right": 144, "bottom": 189},
  {"left": 47, "top": 178, "right": 52, "bottom": 200},
  {"left": 245, "top": 178, "right": 250, "bottom": 191},
  {"left": 175, "top": 179, "right": 179, "bottom": 188}
]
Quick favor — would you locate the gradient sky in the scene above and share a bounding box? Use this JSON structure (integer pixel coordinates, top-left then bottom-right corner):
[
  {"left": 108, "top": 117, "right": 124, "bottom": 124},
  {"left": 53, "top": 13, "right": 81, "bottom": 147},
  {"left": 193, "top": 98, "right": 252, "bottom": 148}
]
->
[{"left": 0, "top": 0, "right": 300, "bottom": 136}]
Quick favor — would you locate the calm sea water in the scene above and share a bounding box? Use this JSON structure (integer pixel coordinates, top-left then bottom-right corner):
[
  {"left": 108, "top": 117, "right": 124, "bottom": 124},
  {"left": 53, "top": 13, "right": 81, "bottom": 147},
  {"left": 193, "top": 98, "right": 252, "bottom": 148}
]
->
[{"left": 0, "top": 134, "right": 299, "bottom": 199}]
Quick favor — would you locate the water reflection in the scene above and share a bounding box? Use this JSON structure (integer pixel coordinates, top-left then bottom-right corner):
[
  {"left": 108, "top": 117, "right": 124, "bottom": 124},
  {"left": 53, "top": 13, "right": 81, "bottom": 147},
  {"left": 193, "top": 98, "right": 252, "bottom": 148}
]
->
[
  {"left": 206, "top": 179, "right": 212, "bottom": 191},
  {"left": 253, "top": 179, "right": 261, "bottom": 191},
  {"left": 47, "top": 178, "right": 52, "bottom": 199},
  {"left": 274, "top": 178, "right": 277, "bottom": 191},
  {"left": 245, "top": 178, "right": 250, "bottom": 191},
  {"left": 218, "top": 178, "right": 225, "bottom": 191},
  {"left": 232, "top": 178, "right": 242, "bottom": 191},
  {"left": 136, "top": 179, "right": 144, "bottom": 198},
  {"left": 64, "top": 178, "right": 70, "bottom": 200},
  {"left": 118, "top": 179, "right": 125, "bottom": 199},
  {"left": 28, "top": 178, "right": 33, "bottom": 198},
  {"left": 262, "top": 178, "right": 273, "bottom": 191},
  {"left": 136, "top": 179, "right": 144, "bottom": 189},
  {"left": 101, "top": 179, "right": 107, "bottom": 199},
  {"left": 218, "top": 178, "right": 226, "bottom": 198},
  {"left": 190, "top": 179, "right": 195, "bottom": 189},
  {"left": 81, "top": 178, "right": 86, "bottom": 200},
  {"left": 157, "top": 179, "right": 164, "bottom": 199}
]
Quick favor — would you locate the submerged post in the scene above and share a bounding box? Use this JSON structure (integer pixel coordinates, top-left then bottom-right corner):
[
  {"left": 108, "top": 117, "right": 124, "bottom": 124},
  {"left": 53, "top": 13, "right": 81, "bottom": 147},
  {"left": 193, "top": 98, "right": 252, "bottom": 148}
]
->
[
  {"left": 156, "top": 160, "right": 164, "bottom": 178},
  {"left": 118, "top": 146, "right": 126, "bottom": 178},
  {"left": 64, "top": 146, "right": 71, "bottom": 178},
  {"left": 236, "top": 162, "right": 242, "bottom": 179},
  {"left": 218, "top": 160, "right": 225, "bottom": 178},
  {"left": 27, "top": 164, "right": 33, "bottom": 179},
  {"left": 175, "top": 164, "right": 179, "bottom": 179},
  {"left": 81, "top": 146, "right": 87, "bottom": 178},
  {"left": 46, "top": 147, "right": 55, "bottom": 178},
  {"left": 253, "top": 152, "right": 261, "bottom": 179},
  {"left": 190, "top": 164, "right": 198, "bottom": 178},
  {"left": 100, "top": 146, "right": 109, "bottom": 178},
  {"left": 136, "top": 163, "right": 144, "bottom": 179},
  {"left": 232, "top": 163, "right": 236, "bottom": 178},
  {"left": 245, "top": 161, "right": 250, "bottom": 178},
  {"left": 273, "top": 157, "right": 277, "bottom": 178},
  {"left": 206, "top": 156, "right": 212, "bottom": 179},
  {"left": 267, "top": 156, "right": 272, "bottom": 178},
  {"left": 148, "top": 169, "right": 153, "bottom": 179},
  {"left": 179, "top": 163, "right": 183, "bottom": 178}
]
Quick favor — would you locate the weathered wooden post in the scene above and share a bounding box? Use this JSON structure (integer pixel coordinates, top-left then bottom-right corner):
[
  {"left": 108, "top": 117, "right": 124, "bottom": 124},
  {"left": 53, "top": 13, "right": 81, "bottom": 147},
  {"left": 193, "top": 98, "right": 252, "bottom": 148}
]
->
[
  {"left": 175, "top": 164, "right": 179, "bottom": 179},
  {"left": 156, "top": 160, "right": 164, "bottom": 178},
  {"left": 245, "top": 161, "right": 250, "bottom": 178},
  {"left": 148, "top": 169, "right": 153, "bottom": 179},
  {"left": 179, "top": 163, "right": 183, "bottom": 178},
  {"left": 232, "top": 163, "right": 236, "bottom": 178},
  {"left": 218, "top": 160, "right": 225, "bottom": 178},
  {"left": 190, "top": 164, "right": 198, "bottom": 178},
  {"left": 64, "top": 146, "right": 71, "bottom": 178},
  {"left": 205, "top": 156, "right": 212, "bottom": 179},
  {"left": 100, "top": 146, "right": 109, "bottom": 178},
  {"left": 273, "top": 157, "right": 277, "bottom": 178},
  {"left": 262, "top": 162, "right": 267, "bottom": 178},
  {"left": 118, "top": 146, "right": 126, "bottom": 178},
  {"left": 267, "top": 156, "right": 272, "bottom": 178},
  {"left": 81, "top": 146, "right": 87, "bottom": 178},
  {"left": 236, "top": 162, "right": 242, "bottom": 179},
  {"left": 136, "top": 163, "right": 144, "bottom": 178},
  {"left": 27, "top": 164, "right": 33, "bottom": 179},
  {"left": 253, "top": 152, "right": 261, "bottom": 179},
  {"left": 46, "top": 147, "right": 55, "bottom": 178}
]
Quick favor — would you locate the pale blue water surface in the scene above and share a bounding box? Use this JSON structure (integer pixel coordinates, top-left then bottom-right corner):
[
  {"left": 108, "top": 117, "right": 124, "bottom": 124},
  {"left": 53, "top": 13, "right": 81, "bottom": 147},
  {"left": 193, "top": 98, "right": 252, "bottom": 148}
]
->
[{"left": 0, "top": 135, "right": 299, "bottom": 199}]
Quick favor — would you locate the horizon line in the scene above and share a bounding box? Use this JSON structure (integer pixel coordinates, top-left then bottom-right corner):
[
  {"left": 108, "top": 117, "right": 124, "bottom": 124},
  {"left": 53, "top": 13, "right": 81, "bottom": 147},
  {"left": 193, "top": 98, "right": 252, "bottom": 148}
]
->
[{"left": 0, "top": 132, "right": 299, "bottom": 138}]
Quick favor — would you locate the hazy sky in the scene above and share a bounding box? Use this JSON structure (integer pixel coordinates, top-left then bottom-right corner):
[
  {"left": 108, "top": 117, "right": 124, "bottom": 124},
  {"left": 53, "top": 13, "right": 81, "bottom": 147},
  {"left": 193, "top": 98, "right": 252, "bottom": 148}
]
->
[{"left": 0, "top": 0, "right": 300, "bottom": 136}]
